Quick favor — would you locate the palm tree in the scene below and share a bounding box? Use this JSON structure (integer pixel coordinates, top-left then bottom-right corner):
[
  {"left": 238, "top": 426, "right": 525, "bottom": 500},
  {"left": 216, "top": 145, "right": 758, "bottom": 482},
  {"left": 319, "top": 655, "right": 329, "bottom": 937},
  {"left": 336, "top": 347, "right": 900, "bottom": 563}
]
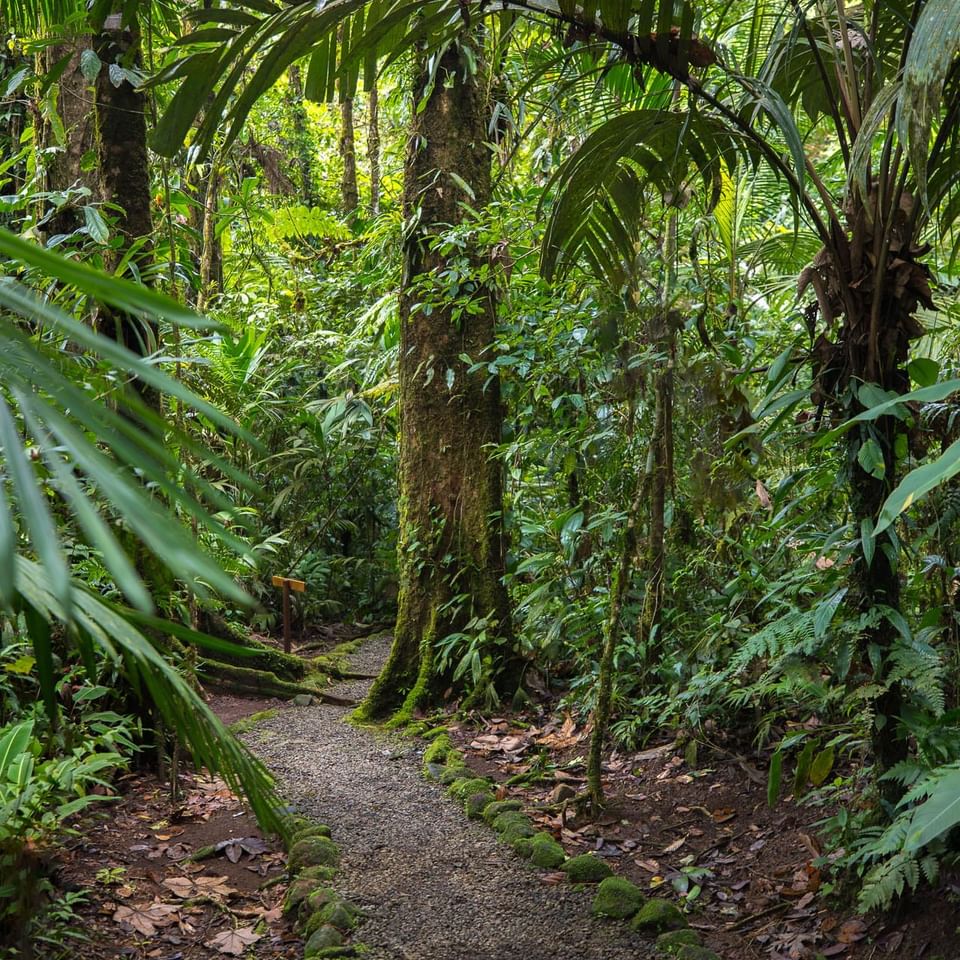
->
[{"left": 0, "top": 227, "right": 283, "bottom": 828}]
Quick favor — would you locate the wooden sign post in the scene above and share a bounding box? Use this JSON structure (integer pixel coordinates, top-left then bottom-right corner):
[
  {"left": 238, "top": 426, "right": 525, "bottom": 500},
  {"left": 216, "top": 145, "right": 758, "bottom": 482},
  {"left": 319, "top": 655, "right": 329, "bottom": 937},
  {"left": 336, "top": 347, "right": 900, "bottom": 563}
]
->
[{"left": 271, "top": 576, "right": 306, "bottom": 653}]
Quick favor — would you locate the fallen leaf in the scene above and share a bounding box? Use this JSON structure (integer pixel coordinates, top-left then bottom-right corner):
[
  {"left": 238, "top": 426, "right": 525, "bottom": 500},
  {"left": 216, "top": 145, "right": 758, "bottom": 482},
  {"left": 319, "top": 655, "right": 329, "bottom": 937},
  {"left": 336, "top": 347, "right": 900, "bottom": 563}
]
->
[
  {"left": 193, "top": 876, "right": 237, "bottom": 898},
  {"left": 662, "top": 837, "right": 686, "bottom": 854},
  {"left": 206, "top": 927, "right": 262, "bottom": 956},
  {"left": 113, "top": 902, "right": 180, "bottom": 936},
  {"left": 837, "top": 919, "right": 867, "bottom": 944},
  {"left": 162, "top": 877, "right": 195, "bottom": 899}
]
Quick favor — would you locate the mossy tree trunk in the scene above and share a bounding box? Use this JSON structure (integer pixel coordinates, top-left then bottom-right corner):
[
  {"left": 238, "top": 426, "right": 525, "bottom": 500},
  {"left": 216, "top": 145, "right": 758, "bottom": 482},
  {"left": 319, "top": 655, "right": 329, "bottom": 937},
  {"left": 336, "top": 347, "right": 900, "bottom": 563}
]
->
[
  {"left": 367, "top": 78, "right": 381, "bottom": 216},
  {"left": 358, "top": 36, "right": 515, "bottom": 722},
  {"left": 39, "top": 40, "right": 98, "bottom": 237},
  {"left": 339, "top": 94, "right": 359, "bottom": 215},
  {"left": 93, "top": 14, "right": 157, "bottom": 365}
]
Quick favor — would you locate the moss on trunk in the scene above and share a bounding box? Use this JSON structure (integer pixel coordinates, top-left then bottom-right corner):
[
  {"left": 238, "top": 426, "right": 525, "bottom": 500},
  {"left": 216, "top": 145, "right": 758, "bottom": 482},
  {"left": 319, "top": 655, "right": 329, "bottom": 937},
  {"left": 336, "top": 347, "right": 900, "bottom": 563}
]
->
[
  {"left": 357, "top": 36, "right": 516, "bottom": 723},
  {"left": 93, "top": 18, "right": 157, "bottom": 365}
]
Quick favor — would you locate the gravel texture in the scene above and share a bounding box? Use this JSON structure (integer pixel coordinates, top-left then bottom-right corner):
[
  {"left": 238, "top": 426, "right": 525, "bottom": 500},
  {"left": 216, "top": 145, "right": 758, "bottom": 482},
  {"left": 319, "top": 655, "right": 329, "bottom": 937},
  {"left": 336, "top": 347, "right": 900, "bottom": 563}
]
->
[{"left": 246, "top": 636, "right": 656, "bottom": 960}]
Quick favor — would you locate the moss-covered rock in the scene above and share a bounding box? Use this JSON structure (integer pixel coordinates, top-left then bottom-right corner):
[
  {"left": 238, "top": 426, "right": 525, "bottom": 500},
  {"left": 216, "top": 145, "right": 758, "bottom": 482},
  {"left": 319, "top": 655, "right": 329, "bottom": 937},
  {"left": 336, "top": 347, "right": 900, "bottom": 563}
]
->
[
  {"left": 562, "top": 854, "right": 614, "bottom": 883},
  {"left": 513, "top": 837, "right": 533, "bottom": 859},
  {"left": 631, "top": 898, "right": 688, "bottom": 933},
  {"left": 422, "top": 734, "right": 454, "bottom": 766},
  {"left": 656, "top": 929, "right": 701, "bottom": 955},
  {"left": 592, "top": 876, "right": 646, "bottom": 918},
  {"left": 482, "top": 799, "right": 522, "bottom": 824},
  {"left": 422, "top": 725, "right": 449, "bottom": 740},
  {"left": 291, "top": 824, "right": 334, "bottom": 846},
  {"left": 316, "top": 899, "right": 360, "bottom": 932},
  {"left": 289, "top": 836, "right": 340, "bottom": 873},
  {"left": 299, "top": 865, "right": 339, "bottom": 884},
  {"left": 529, "top": 833, "right": 566, "bottom": 869},
  {"left": 465, "top": 791, "right": 495, "bottom": 820},
  {"left": 675, "top": 947, "right": 721, "bottom": 960},
  {"left": 448, "top": 777, "right": 491, "bottom": 802},
  {"left": 492, "top": 811, "right": 536, "bottom": 844},
  {"left": 302, "top": 887, "right": 340, "bottom": 919},
  {"left": 438, "top": 761, "right": 469, "bottom": 785},
  {"left": 284, "top": 877, "right": 319, "bottom": 916},
  {"left": 304, "top": 924, "right": 345, "bottom": 957}
]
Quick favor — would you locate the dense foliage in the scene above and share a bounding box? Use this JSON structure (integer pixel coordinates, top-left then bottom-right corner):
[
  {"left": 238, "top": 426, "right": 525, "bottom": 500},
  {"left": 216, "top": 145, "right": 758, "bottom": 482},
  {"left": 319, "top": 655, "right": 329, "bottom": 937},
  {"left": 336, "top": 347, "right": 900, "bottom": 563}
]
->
[{"left": 3, "top": 0, "right": 960, "bottom": 950}]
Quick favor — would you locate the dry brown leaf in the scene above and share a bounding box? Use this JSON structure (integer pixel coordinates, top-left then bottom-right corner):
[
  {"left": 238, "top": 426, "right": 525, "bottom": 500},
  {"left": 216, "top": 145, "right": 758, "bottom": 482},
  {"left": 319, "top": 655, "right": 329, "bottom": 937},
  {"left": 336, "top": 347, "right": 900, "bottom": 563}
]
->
[
  {"left": 193, "top": 875, "right": 237, "bottom": 898},
  {"left": 162, "top": 877, "right": 195, "bottom": 899},
  {"left": 206, "top": 927, "right": 262, "bottom": 956},
  {"left": 662, "top": 837, "right": 686, "bottom": 854},
  {"left": 837, "top": 919, "right": 867, "bottom": 944},
  {"left": 113, "top": 902, "right": 179, "bottom": 936}
]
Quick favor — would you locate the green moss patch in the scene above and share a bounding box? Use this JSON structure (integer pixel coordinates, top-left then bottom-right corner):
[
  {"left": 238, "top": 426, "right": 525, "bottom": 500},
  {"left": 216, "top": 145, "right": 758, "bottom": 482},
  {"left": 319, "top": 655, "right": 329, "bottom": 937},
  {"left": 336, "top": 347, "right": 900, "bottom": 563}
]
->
[
  {"left": 422, "top": 734, "right": 455, "bottom": 766},
  {"left": 592, "top": 876, "right": 646, "bottom": 919},
  {"left": 438, "top": 760, "right": 469, "bottom": 784},
  {"left": 562, "top": 854, "right": 613, "bottom": 883},
  {"left": 465, "top": 790, "right": 495, "bottom": 820},
  {"left": 304, "top": 925, "right": 345, "bottom": 957},
  {"left": 492, "top": 810, "right": 536, "bottom": 844},
  {"left": 482, "top": 799, "right": 522, "bottom": 824},
  {"left": 529, "top": 833, "right": 566, "bottom": 869},
  {"left": 631, "top": 898, "right": 688, "bottom": 933},
  {"left": 291, "top": 824, "right": 334, "bottom": 846},
  {"left": 289, "top": 836, "right": 340, "bottom": 873},
  {"left": 228, "top": 708, "right": 279, "bottom": 735},
  {"left": 316, "top": 899, "right": 361, "bottom": 932},
  {"left": 299, "top": 865, "right": 339, "bottom": 884},
  {"left": 656, "top": 929, "right": 701, "bottom": 955},
  {"left": 449, "top": 777, "right": 491, "bottom": 802},
  {"left": 284, "top": 877, "right": 319, "bottom": 916}
]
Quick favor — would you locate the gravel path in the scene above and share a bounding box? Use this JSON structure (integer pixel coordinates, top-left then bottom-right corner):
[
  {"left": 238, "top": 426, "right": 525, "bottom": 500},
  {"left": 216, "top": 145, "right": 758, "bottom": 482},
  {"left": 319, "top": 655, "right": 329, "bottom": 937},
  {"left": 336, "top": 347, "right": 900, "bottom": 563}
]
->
[{"left": 246, "top": 635, "right": 655, "bottom": 960}]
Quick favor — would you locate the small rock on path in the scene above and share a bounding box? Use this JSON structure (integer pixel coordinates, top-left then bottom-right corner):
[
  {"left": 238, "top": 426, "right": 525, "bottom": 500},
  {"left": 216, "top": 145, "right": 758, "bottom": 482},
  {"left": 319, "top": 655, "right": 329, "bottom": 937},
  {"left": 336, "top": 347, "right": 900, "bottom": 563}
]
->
[{"left": 245, "top": 634, "right": 655, "bottom": 960}]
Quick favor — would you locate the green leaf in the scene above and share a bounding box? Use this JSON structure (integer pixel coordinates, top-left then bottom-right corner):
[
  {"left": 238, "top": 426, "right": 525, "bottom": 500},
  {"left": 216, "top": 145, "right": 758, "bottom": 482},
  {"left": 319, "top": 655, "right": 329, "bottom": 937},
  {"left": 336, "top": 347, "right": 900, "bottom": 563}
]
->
[
  {"left": 0, "top": 720, "right": 34, "bottom": 778},
  {"left": 905, "top": 768, "right": 960, "bottom": 852},
  {"left": 80, "top": 48, "right": 103, "bottom": 82},
  {"left": 858, "top": 437, "right": 886, "bottom": 479},
  {"left": 83, "top": 205, "right": 110, "bottom": 244},
  {"left": 875, "top": 437, "right": 960, "bottom": 535},
  {"left": 808, "top": 746, "right": 834, "bottom": 787},
  {"left": 767, "top": 750, "right": 782, "bottom": 807},
  {"left": 908, "top": 357, "right": 939, "bottom": 389},
  {"left": 792, "top": 739, "right": 816, "bottom": 798}
]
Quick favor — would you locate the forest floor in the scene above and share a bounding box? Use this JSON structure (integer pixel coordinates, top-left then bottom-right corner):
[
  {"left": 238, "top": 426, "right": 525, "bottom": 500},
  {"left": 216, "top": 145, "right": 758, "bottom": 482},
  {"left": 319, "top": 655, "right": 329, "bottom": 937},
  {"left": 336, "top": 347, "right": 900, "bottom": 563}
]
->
[{"left": 55, "top": 631, "right": 960, "bottom": 960}]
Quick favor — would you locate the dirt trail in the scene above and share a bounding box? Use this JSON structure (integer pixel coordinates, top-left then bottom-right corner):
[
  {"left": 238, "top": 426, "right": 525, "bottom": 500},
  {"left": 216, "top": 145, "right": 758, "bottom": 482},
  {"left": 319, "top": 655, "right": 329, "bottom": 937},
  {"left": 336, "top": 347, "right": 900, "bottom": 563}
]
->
[{"left": 244, "top": 634, "right": 657, "bottom": 960}]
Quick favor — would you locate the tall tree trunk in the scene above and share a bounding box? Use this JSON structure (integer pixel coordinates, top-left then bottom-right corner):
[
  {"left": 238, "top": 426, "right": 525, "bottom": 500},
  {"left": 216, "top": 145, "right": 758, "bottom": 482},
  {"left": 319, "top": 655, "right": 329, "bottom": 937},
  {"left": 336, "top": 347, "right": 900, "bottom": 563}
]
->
[
  {"left": 358, "top": 36, "right": 515, "bottom": 723},
  {"left": 367, "top": 78, "right": 381, "bottom": 216},
  {"left": 287, "top": 64, "right": 317, "bottom": 207},
  {"left": 339, "top": 94, "right": 359, "bottom": 215},
  {"left": 197, "top": 161, "right": 222, "bottom": 313},
  {"left": 39, "top": 40, "right": 98, "bottom": 237},
  {"left": 93, "top": 15, "right": 157, "bottom": 377}
]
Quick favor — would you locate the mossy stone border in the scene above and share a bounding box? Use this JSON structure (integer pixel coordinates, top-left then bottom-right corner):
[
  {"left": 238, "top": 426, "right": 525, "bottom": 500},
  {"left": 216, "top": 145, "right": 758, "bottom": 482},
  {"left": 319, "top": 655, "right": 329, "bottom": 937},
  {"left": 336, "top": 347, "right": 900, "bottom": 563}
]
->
[
  {"left": 410, "top": 728, "right": 722, "bottom": 959},
  {"left": 280, "top": 814, "right": 367, "bottom": 959}
]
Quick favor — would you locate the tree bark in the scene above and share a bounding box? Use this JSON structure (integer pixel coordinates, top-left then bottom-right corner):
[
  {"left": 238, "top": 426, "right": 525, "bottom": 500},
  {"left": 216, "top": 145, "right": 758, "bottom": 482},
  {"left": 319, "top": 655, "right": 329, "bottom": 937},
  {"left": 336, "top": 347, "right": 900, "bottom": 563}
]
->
[
  {"left": 367, "top": 79, "right": 381, "bottom": 215},
  {"left": 339, "top": 94, "right": 359, "bottom": 215},
  {"left": 39, "top": 40, "right": 98, "bottom": 237},
  {"left": 358, "top": 37, "right": 515, "bottom": 723},
  {"left": 93, "top": 16, "right": 157, "bottom": 364},
  {"left": 197, "top": 161, "right": 222, "bottom": 312}
]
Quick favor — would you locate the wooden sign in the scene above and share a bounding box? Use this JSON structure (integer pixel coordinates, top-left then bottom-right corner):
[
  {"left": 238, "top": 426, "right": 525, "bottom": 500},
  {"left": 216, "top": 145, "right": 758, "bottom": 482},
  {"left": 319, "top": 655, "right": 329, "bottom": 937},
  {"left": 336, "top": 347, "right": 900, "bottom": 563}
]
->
[
  {"left": 271, "top": 576, "right": 307, "bottom": 653},
  {"left": 271, "top": 576, "right": 306, "bottom": 593}
]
